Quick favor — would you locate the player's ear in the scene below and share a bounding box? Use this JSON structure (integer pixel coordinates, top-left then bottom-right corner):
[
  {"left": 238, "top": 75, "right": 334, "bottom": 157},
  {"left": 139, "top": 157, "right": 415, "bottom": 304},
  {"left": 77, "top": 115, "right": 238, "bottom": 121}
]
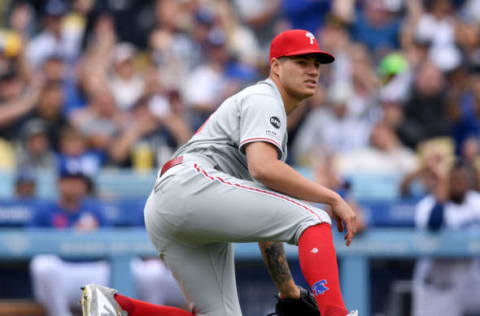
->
[{"left": 270, "top": 57, "right": 282, "bottom": 77}]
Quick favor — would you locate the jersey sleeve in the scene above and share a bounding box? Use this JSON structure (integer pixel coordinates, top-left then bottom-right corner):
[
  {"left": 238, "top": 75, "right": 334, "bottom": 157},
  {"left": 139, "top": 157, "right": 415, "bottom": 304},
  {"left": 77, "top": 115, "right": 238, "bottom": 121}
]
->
[{"left": 238, "top": 93, "right": 286, "bottom": 158}]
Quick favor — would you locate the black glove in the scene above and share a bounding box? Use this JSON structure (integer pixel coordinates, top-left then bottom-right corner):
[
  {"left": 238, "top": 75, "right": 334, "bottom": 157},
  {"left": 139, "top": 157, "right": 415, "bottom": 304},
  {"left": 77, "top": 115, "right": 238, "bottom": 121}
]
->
[{"left": 268, "top": 286, "right": 320, "bottom": 316}]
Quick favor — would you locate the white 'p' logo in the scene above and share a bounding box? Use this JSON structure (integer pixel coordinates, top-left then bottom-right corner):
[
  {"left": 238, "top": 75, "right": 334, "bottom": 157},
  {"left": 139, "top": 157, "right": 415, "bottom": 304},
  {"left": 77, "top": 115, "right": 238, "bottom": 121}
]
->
[{"left": 306, "top": 32, "right": 315, "bottom": 45}]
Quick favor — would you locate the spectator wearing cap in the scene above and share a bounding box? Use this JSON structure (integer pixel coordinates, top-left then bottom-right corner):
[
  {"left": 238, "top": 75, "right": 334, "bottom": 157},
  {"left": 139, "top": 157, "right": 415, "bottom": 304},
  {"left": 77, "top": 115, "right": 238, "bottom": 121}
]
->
[
  {"left": 15, "top": 119, "right": 55, "bottom": 170},
  {"left": 29, "top": 162, "right": 186, "bottom": 316},
  {"left": 28, "top": 164, "right": 109, "bottom": 316},
  {"left": 108, "top": 43, "right": 145, "bottom": 111},
  {"left": 26, "top": 0, "right": 82, "bottom": 68}
]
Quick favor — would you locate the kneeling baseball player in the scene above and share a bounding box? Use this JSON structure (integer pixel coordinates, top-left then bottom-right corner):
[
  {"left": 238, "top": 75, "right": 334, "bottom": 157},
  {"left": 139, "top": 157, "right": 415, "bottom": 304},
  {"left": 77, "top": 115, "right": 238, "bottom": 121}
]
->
[{"left": 81, "top": 29, "right": 359, "bottom": 316}]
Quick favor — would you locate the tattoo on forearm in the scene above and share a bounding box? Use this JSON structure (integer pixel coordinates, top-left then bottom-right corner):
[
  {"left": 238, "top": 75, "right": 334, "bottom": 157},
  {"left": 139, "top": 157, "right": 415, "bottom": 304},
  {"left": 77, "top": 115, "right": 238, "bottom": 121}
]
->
[{"left": 259, "top": 241, "right": 293, "bottom": 287}]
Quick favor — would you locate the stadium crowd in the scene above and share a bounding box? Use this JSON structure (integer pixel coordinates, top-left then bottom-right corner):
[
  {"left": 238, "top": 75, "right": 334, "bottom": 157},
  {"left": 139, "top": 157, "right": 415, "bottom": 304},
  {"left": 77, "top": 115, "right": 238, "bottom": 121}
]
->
[
  {"left": 1, "top": 0, "right": 480, "bottom": 315},
  {"left": 0, "top": 0, "right": 478, "bottom": 183}
]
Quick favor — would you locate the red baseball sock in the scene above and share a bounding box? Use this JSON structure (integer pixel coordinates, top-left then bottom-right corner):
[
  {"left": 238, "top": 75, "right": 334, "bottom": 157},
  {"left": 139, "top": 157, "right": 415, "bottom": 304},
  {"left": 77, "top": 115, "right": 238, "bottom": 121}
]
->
[
  {"left": 114, "top": 294, "right": 193, "bottom": 316},
  {"left": 298, "top": 223, "right": 348, "bottom": 316}
]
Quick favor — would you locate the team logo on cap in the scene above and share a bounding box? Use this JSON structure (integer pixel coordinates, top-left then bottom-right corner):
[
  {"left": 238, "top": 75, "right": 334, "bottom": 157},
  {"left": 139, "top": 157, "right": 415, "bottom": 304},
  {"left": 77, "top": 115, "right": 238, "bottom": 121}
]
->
[
  {"left": 270, "top": 116, "right": 281, "bottom": 129},
  {"left": 306, "top": 32, "right": 315, "bottom": 45}
]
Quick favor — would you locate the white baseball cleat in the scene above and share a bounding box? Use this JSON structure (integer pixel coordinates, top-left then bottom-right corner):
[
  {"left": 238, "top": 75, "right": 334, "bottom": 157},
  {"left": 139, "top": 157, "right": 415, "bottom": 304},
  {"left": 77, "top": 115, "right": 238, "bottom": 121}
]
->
[
  {"left": 81, "top": 284, "right": 128, "bottom": 316},
  {"left": 347, "top": 310, "right": 358, "bottom": 316}
]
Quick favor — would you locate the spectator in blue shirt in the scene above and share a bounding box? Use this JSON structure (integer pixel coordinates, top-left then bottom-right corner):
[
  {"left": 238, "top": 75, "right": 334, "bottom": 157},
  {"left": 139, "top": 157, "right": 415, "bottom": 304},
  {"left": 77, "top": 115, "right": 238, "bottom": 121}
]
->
[
  {"left": 30, "top": 173, "right": 105, "bottom": 228},
  {"left": 29, "top": 164, "right": 185, "bottom": 316},
  {"left": 29, "top": 167, "right": 110, "bottom": 316}
]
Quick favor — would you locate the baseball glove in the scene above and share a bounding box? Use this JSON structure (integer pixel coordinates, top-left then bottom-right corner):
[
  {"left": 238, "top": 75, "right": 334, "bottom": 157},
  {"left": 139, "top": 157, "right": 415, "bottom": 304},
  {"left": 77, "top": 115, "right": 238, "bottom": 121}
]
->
[{"left": 267, "top": 286, "right": 320, "bottom": 316}]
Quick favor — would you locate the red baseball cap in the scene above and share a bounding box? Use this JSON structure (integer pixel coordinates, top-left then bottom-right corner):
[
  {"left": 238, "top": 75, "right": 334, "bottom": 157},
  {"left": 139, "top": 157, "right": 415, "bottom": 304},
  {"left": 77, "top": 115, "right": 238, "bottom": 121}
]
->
[{"left": 269, "top": 29, "right": 335, "bottom": 64}]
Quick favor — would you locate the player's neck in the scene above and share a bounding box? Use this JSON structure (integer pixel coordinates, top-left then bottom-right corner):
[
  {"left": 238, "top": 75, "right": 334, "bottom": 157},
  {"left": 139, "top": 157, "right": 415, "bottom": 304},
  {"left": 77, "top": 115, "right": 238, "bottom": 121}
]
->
[{"left": 269, "top": 75, "right": 301, "bottom": 115}]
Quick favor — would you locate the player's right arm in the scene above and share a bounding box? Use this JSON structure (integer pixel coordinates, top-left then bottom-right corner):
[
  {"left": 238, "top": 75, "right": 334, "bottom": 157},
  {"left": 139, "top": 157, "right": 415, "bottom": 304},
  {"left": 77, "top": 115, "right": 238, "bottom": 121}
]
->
[{"left": 245, "top": 141, "right": 357, "bottom": 245}]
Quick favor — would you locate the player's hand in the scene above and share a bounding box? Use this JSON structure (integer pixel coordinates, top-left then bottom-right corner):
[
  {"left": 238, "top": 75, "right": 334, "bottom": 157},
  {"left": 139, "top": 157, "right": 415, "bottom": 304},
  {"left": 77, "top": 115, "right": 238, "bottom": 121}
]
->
[{"left": 331, "top": 198, "right": 357, "bottom": 246}]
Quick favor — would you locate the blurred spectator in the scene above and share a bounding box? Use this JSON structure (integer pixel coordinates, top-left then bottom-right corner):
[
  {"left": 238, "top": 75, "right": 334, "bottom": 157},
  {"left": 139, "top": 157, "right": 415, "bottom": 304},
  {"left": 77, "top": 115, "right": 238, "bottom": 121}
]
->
[
  {"left": 334, "top": 0, "right": 402, "bottom": 56},
  {"left": 182, "top": 28, "right": 232, "bottom": 130},
  {"left": 0, "top": 69, "right": 42, "bottom": 141},
  {"left": 452, "top": 65, "right": 480, "bottom": 156},
  {"left": 15, "top": 119, "right": 55, "bottom": 170},
  {"left": 400, "top": 137, "right": 454, "bottom": 198},
  {"left": 41, "top": 55, "right": 85, "bottom": 115},
  {"left": 77, "top": 13, "right": 116, "bottom": 98},
  {"left": 57, "top": 125, "right": 102, "bottom": 193},
  {"left": 415, "top": 0, "right": 456, "bottom": 49},
  {"left": 149, "top": 26, "right": 197, "bottom": 91},
  {"left": 338, "top": 43, "right": 379, "bottom": 119},
  {"left": 28, "top": 167, "right": 108, "bottom": 316},
  {"left": 215, "top": 0, "right": 261, "bottom": 67},
  {"left": 26, "top": 0, "right": 83, "bottom": 68},
  {"left": 285, "top": 86, "right": 327, "bottom": 165},
  {"left": 281, "top": 0, "right": 331, "bottom": 33},
  {"left": 336, "top": 121, "right": 418, "bottom": 174},
  {"left": 29, "top": 166, "right": 186, "bottom": 316},
  {"left": 292, "top": 84, "right": 372, "bottom": 165},
  {"left": 70, "top": 86, "right": 125, "bottom": 157},
  {"left": 455, "top": 21, "right": 480, "bottom": 65},
  {"left": 108, "top": 67, "right": 191, "bottom": 168},
  {"left": 109, "top": 95, "right": 160, "bottom": 168},
  {"left": 412, "top": 158, "right": 480, "bottom": 316},
  {"left": 232, "top": 0, "right": 281, "bottom": 52},
  {"left": 377, "top": 52, "right": 412, "bottom": 105},
  {"left": 108, "top": 42, "right": 145, "bottom": 111},
  {"left": 322, "top": 21, "right": 380, "bottom": 119},
  {"left": 26, "top": 80, "right": 69, "bottom": 150},
  {"left": 397, "top": 61, "right": 452, "bottom": 149},
  {"left": 14, "top": 169, "right": 36, "bottom": 200}
]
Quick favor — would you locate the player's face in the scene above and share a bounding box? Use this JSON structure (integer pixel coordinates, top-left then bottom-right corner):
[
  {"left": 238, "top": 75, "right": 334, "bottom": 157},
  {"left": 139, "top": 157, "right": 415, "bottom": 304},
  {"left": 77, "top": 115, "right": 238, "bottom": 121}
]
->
[{"left": 277, "top": 55, "right": 321, "bottom": 100}]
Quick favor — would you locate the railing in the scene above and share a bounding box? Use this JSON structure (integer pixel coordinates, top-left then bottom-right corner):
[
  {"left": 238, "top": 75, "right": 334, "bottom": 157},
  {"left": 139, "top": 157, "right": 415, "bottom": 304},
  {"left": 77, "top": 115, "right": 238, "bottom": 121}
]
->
[{"left": 1, "top": 228, "right": 479, "bottom": 315}]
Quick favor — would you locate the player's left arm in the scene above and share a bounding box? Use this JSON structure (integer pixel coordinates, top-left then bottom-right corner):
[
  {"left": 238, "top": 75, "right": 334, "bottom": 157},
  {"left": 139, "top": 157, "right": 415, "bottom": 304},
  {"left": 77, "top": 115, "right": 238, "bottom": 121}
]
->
[{"left": 258, "top": 241, "right": 300, "bottom": 299}]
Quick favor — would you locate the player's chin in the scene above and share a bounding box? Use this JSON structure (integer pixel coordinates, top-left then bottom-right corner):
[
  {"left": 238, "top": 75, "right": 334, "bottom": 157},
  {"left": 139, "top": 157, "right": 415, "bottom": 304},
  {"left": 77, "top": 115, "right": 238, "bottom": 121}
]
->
[{"left": 300, "top": 87, "right": 316, "bottom": 98}]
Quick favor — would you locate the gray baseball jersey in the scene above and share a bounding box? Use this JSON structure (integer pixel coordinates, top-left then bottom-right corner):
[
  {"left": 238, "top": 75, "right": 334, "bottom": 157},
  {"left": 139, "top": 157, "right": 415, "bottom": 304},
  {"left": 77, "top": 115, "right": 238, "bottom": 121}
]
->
[
  {"left": 145, "top": 78, "right": 330, "bottom": 316},
  {"left": 174, "top": 78, "right": 288, "bottom": 180}
]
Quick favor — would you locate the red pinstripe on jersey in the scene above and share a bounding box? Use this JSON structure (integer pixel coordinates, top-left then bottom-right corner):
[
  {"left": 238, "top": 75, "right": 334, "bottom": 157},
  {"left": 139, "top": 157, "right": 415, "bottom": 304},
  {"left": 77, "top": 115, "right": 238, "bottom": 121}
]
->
[{"left": 193, "top": 163, "right": 323, "bottom": 222}]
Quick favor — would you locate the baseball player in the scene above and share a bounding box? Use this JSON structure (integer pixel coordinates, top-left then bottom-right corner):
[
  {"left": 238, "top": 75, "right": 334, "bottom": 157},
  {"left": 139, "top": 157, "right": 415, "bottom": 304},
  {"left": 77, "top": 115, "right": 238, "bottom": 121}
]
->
[
  {"left": 412, "top": 159, "right": 480, "bottom": 316},
  {"left": 81, "top": 29, "right": 358, "bottom": 316}
]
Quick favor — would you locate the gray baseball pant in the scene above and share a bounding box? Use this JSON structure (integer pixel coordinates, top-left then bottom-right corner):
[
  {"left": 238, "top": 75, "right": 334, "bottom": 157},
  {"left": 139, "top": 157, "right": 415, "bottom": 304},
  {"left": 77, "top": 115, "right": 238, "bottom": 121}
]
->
[{"left": 144, "top": 153, "right": 331, "bottom": 316}]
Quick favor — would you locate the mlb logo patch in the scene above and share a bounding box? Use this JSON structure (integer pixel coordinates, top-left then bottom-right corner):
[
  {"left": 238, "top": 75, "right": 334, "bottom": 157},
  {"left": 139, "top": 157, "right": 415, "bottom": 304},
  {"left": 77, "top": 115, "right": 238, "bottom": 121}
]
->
[{"left": 312, "top": 280, "right": 329, "bottom": 295}]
